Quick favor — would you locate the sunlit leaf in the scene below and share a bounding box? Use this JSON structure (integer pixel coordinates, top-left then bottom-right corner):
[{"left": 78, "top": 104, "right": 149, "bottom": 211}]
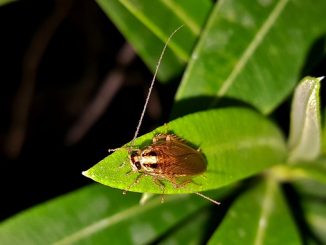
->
[{"left": 83, "top": 108, "right": 286, "bottom": 194}]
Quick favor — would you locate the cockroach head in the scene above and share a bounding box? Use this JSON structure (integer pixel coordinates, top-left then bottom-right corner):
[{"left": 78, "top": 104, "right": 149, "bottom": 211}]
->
[{"left": 129, "top": 149, "right": 141, "bottom": 172}]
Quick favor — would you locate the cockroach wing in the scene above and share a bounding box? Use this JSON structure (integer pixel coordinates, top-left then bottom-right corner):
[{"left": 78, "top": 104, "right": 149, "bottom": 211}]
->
[{"left": 153, "top": 140, "right": 207, "bottom": 176}]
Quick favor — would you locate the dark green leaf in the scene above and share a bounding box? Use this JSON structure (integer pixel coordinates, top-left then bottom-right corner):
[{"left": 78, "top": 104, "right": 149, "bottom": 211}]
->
[
  {"left": 208, "top": 179, "right": 301, "bottom": 244},
  {"left": 83, "top": 108, "right": 286, "bottom": 194},
  {"left": 96, "top": 0, "right": 212, "bottom": 81},
  {"left": 0, "top": 184, "right": 228, "bottom": 245},
  {"left": 158, "top": 208, "right": 212, "bottom": 244},
  {"left": 175, "top": 0, "right": 326, "bottom": 114}
]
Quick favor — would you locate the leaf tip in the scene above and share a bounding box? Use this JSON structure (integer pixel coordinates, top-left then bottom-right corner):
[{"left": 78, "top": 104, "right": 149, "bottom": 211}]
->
[
  {"left": 82, "top": 170, "right": 90, "bottom": 178},
  {"left": 317, "top": 76, "right": 325, "bottom": 82}
]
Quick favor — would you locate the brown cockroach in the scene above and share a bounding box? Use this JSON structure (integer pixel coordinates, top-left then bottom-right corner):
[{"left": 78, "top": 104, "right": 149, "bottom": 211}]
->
[{"left": 109, "top": 25, "right": 220, "bottom": 205}]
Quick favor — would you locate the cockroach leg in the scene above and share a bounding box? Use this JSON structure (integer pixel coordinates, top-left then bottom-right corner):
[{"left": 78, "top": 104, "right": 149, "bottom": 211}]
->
[
  {"left": 163, "top": 175, "right": 191, "bottom": 189},
  {"left": 124, "top": 169, "right": 132, "bottom": 175},
  {"left": 174, "top": 179, "right": 192, "bottom": 189},
  {"left": 152, "top": 177, "right": 166, "bottom": 203},
  {"left": 195, "top": 192, "right": 221, "bottom": 205},
  {"left": 123, "top": 173, "right": 144, "bottom": 195},
  {"left": 119, "top": 160, "right": 127, "bottom": 168},
  {"left": 152, "top": 134, "right": 167, "bottom": 143},
  {"left": 107, "top": 147, "right": 122, "bottom": 153}
]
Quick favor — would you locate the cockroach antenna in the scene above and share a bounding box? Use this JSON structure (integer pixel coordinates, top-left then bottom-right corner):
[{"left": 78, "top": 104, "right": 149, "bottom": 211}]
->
[
  {"left": 108, "top": 25, "right": 184, "bottom": 153},
  {"left": 130, "top": 25, "right": 184, "bottom": 149}
]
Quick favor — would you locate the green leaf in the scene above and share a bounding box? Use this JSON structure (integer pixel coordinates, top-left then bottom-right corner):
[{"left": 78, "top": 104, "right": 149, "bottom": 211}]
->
[
  {"left": 322, "top": 108, "right": 326, "bottom": 155},
  {"left": 158, "top": 208, "right": 212, "bottom": 244},
  {"left": 96, "top": 0, "right": 212, "bottom": 81},
  {"left": 83, "top": 107, "right": 286, "bottom": 194},
  {"left": 208, "top": 179, "right": 301, "bottom": 245},
  {"left": 302, "top": 199, "right": 326, "bottom": 244},
  {"left": 175, "top": 0, "right": 326, "bottom": 114},
  {"left": 0, "top": 184, "right": 228, "bottom": 245},
  {"left": 288, "top": 76, "right": 323, "bottom": 163},
  {"left": 0, "top": 0, "right": 15, "bottom": 6},
  {"left": 153, "top": 186, "right": 237, "bottom": 244}
]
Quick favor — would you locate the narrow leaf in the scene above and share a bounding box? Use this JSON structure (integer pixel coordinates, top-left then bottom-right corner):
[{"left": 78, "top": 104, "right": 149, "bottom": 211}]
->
[
  {"left": 0, "top": 184, "right": 227, "bottom": 245},
  {"left": 288, "top": 76, "right": 323, "bottom": 163},
  {"left": 322, "top": 108, "right": 326, "bottom": 155},
  {"left": 175, "top": 0, "right": 326, "bottom": 114},
  {"left": 208, "top": 179, "right": 301, "bottom": 245},
  {"left": 83, "top": 108, "right": 286, "bottom": 194},
  {"left": 96, "top": 0, "right": 212, "bottom": 81}
]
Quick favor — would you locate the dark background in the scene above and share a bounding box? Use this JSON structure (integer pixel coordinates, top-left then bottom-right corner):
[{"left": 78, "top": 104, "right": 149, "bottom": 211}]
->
[{"left": 0, "top": 0, "right": 178, "bottom": 220}]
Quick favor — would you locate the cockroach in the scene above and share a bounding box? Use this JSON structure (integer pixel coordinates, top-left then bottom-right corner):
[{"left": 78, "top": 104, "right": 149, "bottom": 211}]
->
[{"left": 109, "top": 25, "right": 220, "bottom": 205}]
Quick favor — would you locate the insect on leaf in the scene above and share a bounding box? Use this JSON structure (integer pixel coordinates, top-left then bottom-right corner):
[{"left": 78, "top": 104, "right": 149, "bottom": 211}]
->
[{"left": 83, "top": 108, "right": 286, "bottom": 194}]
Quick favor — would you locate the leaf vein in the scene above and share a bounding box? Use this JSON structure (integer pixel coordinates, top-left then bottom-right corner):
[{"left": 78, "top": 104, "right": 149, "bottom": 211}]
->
[{"left": 217, "top": 0, "right": 289, "bottom": 97}]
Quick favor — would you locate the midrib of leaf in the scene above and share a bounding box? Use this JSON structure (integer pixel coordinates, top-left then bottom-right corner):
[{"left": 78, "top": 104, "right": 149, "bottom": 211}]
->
[
  {"left": 205, "top": 137, "right": 285, "bottom": 154},
  {"left": 254, "top": 179, "right": 276, "bottom": 245},
  {"left": 163, "top": 0, "right": 201, "bottom": 35},
  {"left": 215, "top": 0, "right": 289, "bottom": 98},
  {"left": 53, "top": 195, "right": 182, "bottom": 245},
  {"left": 119, "top": 0, "right": 189, "bottom": 62}
]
